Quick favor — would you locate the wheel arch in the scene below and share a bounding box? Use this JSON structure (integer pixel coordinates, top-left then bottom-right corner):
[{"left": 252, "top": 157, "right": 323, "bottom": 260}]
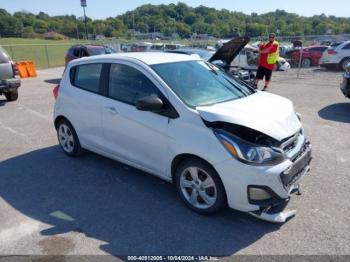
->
[
  {"left": 54, "top": 115, "right": 75, "bottom": 131},
  {"left": 171, "top": 154, "right": 225, "bottom": 189}
]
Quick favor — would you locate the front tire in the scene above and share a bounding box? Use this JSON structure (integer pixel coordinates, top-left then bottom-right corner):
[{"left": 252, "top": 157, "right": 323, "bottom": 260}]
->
[
  {"left": 340, "top": 58, "right": 350, "bottom": 71},
  {"left": 175, "top": 158, "right": 226, "bottom": 214},
  {"left": 5, "top": 90, "right": 18, "bottom": 101},
  {"left": 56, "top": 119, "right": 83, "bottom": 156},
  {"left": 301, "top": 58, "right": 311, "bottom": 68}
]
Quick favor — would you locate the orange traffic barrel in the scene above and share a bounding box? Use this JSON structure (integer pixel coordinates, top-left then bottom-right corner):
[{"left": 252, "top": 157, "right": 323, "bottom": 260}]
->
[
  {"left": 16, "top": 61, "right": 29, "bottom": 78},
  {"left": 26, "top": 61, "right": 37, "bottom": 77}
]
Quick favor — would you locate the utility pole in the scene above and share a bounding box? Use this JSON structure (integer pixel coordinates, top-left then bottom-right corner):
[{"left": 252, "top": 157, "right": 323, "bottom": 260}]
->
[{"left": 81, "top": 0, "right": 88, "bottom": 40}]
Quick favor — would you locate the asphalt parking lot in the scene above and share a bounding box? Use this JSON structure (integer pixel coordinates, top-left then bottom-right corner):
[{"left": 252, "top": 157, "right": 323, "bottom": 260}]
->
[{"left": 0, "top": 66, "right": 350, "bottom": 258}]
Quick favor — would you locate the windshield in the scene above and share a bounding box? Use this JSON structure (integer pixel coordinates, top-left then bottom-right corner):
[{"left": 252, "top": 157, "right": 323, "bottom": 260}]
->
[
  {"left": 89, "top": 47, "right": 115, "bottom": 55},
  {"left": 152, "top": 61, "right": 254, "bottom": 107}
]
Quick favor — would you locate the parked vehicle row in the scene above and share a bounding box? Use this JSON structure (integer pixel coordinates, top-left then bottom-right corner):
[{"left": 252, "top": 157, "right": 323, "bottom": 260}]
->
[
  {"left": 283, "top": 40, "right": 350, "bottom": 70},
  {"left": 54, "top": 52, "right": 312, "bottom": 223},
  {"left": 287, "top": 45, "right": 328, "bottom": 68}
]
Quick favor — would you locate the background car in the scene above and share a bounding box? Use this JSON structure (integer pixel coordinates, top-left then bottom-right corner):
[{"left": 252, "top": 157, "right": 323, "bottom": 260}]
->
[
  {"left": 166, "top": 48, "right": 215, "bottom": 61},
  {"left": 65, "top": 44, "right": 115, "bottom": 65},
  {"left": 227, "top": 42, "right": 291, "bottom": 72},
  {"left": 289, "top": 45, "right": 328, "bottom": 68},
  {"left": 320, "top": 41, "right": 350, "bottom": 70},
  {"left": 0, "top": 46, "right": 20, "bottom": 102}
]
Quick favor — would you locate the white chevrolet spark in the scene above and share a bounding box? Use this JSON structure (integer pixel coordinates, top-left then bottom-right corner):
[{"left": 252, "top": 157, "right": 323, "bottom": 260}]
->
[{"left": 53, "top": 52, "right": 312, "bottom": 223}]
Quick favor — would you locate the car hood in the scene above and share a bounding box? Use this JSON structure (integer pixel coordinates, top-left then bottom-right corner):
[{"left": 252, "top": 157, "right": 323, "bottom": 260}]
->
[
  {"left": 196, "top": 92, "right": 301, "bottom": 141},
  {"left": 209, "top": 36, "right": 250, "bottom": 65}
]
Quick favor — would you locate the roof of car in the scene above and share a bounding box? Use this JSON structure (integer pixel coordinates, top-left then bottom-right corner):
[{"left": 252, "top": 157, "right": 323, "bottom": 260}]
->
[
  {"left": 306, "top": 45, "right": 328, "bottom": 48},
  {"left": 72, "top": 44, "right": 108, "bottom": 49},
  {"left": 71, "top": 52, "right": 201, "bottom": 65}
]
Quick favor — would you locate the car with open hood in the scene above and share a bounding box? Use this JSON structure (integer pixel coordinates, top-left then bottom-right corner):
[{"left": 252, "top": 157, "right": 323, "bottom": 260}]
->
[
  {"left": 215, "top": 37, "right": 291, "bottom": 72},
  {"left": 53, "top": 52, "right": 311, "bottom": 223}
]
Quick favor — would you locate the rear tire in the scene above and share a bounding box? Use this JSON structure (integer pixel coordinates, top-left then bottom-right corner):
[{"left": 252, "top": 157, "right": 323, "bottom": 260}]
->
[
  {"left": 56, "top": 119, "right": 83, "bottom": 157},
  {"left": 175, "top": 158, "right": 226, "bottom": 214},
  {"left": 4, "top": 90, "right": 18, "bottom": 101}
]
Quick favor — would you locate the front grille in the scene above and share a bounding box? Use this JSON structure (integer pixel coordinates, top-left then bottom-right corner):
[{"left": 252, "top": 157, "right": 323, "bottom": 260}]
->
[
  {"left": 281, "top": 131, "right": 300, "bottom": 154},
  {"left": 280, "top": 140, "right": 312, "bottom": 188}
]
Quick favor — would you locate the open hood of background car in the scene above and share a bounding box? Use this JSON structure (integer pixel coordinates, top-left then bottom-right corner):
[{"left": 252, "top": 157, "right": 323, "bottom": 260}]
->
[
  {"left": 209, "top": 36, "right": 250, "bottom": 65},
  {"left": 197, "top": 91, "right": 301, "bottom": 141}
]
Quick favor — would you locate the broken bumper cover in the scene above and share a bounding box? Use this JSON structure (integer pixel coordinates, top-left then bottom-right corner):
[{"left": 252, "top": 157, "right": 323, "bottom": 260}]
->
[{"left": 249, "top": 209, "right": 297, "bottom": 223}]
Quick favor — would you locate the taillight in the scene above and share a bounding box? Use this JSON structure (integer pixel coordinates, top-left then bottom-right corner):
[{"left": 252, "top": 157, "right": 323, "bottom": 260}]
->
[
  {"left": 11, "top": 62, "right": 19, "bottom": 76},
  {"left": 328, "top": 50, "right": 337, "bottom": 55},
  {"left": 53, "top": 85, "right": 60, "bottom": 100}
]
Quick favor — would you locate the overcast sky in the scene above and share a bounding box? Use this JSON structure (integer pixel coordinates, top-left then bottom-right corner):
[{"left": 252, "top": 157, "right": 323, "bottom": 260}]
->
[{"left": 1, "top": 0, "right": 348, "bottom": 19}]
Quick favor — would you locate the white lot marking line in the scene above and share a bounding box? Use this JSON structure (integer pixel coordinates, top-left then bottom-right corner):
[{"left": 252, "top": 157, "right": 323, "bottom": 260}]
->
[
  {"left": 15, "top": 102, "right": 51, "bottom": 122},
  {"left": 0, "top": 120, "right": 27, "bottom": 139},
  {"left": 0, "top": 220, "right": 41, "bottom": 246}
]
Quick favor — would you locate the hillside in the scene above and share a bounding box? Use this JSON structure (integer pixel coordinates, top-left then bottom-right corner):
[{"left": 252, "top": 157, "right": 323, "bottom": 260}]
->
[{"left": 1, "top": 3, "right": 350, "bottom": 39}]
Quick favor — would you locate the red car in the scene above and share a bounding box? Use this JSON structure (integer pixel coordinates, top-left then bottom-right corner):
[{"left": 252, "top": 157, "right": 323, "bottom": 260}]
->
[{"left": 290, "top": 45, "right": 328, "bottom": 67}]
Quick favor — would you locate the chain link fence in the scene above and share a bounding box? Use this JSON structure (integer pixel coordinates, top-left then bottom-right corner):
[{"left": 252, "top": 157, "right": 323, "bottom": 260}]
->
[
  {"left": 1, "top": 43, "right": 71, "bottom": 68},
  {"left": 0, "top": 39, "right": 212, "bottom": 69},
  {"left": 1, "top": 34, "right": 349, "bottom": 70}
]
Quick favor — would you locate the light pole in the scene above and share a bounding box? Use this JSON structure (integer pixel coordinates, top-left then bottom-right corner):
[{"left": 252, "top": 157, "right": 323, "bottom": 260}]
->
[
  {"left": 168, "top": 17, "right": 176, "bottom": 39},
  {"left": 81, "top": 0, "right": 88, "bottom": 40}
]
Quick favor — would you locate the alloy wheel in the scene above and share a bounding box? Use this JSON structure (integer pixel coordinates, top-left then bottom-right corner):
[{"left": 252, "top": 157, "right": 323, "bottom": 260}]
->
[
  {"left": 179, "top": 166, "right": 217, "bottom": 209},
  {"left": 58, "top": 124, "right": 75, "bottom": 153}
]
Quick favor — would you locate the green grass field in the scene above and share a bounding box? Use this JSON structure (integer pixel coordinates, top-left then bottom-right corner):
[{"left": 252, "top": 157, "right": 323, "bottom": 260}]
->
[
  {"left": 0, "top": 38, "right": 92, "bottom": 69},
  {"left": 0, "top": 37, "right": 214, "bottom": 69}
]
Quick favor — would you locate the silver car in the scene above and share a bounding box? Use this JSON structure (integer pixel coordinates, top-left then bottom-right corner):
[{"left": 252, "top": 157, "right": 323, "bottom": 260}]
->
[{"left": 0, "top": 46, "right": 20, "bottom": 101}]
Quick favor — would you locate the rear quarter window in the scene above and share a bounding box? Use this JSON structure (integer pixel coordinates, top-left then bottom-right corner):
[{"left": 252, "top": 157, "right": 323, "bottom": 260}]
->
[
  {"left": 0, "top": 48, "right": 10, "bottom": 64},
  {"left": 342, "top": 43, "right": 350, "bottom": 50},
  {"left": 72, "top": 63, "right": 103, "bottom": 93}
]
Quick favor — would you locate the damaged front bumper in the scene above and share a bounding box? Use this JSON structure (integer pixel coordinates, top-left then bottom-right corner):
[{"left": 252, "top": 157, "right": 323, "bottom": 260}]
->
[
  {"left": 215, "top": 136, "right": 312, "bottom": 223},
  {"left": 248, "top": 141, "right": 312, "bottom": 223}
]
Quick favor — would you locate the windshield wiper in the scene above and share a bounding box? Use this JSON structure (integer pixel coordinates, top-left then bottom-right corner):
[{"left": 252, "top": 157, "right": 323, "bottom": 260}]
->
[{"left": 205, "top": 62, "right": 218, "bottom": 75}]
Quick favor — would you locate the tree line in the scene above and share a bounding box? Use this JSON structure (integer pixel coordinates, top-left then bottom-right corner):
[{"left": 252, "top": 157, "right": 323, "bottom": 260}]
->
[{"left": 1, "top": 2, "right": 350, "bottom": 39}]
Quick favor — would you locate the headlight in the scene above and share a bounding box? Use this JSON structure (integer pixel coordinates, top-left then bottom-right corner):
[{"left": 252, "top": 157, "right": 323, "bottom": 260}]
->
[{"left": 214, "top": 129, "right": 285, "bottom": 166}]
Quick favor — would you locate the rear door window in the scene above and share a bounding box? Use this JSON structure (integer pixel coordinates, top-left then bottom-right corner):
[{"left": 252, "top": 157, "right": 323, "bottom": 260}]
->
[
  {"left": 108, "top": 63, "right": 160, "bottom": 105},
  {"left": 73, "top": 63, "right": 103, "bottom": 93}
]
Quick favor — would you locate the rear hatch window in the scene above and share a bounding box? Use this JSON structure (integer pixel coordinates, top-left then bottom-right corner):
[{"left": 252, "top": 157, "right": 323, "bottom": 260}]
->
[{"left": 328, "top": 42, "right": 342, "bottom": 51}]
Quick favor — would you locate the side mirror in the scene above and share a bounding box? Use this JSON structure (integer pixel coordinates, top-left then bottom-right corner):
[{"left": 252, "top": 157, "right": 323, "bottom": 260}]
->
[{"left": 136, "top": 95, "right": 164, "bottom": 112}]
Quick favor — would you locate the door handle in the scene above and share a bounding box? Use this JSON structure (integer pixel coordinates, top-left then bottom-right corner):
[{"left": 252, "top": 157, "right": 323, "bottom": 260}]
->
[{"left": 105, "top": 106, "right": 118, "bottom": 115}]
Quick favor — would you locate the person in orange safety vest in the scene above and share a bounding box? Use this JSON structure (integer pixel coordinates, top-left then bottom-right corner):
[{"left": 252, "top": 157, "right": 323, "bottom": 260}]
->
[{"left": 255, "top": 33, "right": 279, "bottom": 91}]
